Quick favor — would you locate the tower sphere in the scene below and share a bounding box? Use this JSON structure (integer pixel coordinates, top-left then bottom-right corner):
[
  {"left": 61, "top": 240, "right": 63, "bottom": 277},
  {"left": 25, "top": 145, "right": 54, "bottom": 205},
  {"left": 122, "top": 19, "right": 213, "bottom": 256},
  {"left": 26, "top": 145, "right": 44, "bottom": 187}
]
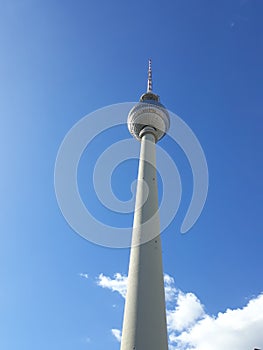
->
[{"left": 127, "top": 91, "right": 170, "bottom": 142}]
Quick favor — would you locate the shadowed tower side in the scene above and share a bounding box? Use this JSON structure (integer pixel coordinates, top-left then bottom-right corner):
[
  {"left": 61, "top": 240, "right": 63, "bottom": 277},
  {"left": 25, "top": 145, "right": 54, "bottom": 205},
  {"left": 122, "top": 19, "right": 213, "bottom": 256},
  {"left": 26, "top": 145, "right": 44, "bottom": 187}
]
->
[{"left": 120, "top": 60, "right": 170, "bottom": 350}]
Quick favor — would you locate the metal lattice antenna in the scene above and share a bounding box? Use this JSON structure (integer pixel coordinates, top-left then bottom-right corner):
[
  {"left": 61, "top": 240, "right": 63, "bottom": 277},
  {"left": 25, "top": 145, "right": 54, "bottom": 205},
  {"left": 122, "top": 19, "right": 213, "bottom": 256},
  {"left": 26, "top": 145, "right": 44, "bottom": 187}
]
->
[{"left": 147, "top": 59, "right": 153, "bottom": 92}]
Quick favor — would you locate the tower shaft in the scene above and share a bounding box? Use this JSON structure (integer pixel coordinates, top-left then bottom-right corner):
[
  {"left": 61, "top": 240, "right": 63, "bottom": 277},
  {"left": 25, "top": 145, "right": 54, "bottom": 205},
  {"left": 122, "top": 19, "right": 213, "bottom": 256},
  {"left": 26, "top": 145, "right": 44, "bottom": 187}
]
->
[{"left": 120, "top": 130, "right": 168, "bottom": 350}]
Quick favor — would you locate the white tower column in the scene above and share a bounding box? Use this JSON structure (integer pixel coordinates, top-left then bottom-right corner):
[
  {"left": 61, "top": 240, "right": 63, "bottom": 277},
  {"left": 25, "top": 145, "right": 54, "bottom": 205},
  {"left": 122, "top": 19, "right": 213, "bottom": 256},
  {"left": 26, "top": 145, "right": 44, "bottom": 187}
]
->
[
  {"left": 120, "top": 128, "right": 168, "bottom": 350},
  {"left": 121, "top": 60, "right": 170, "bottom": 350}
]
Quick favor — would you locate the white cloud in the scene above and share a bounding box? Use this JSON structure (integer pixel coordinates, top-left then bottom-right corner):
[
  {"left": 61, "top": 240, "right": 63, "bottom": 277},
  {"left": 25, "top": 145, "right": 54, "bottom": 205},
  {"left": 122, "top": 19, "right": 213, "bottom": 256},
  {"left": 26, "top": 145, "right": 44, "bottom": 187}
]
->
[
  {"left": 111, "top": 328, "right": 122, "bottom": 342},
  {"left": 79, "top": 273, "right": 89, "bottom": 279},
  {"left": 164, "top": 273, "right": 177, "bottom": 303},
  {"left": 172, "top": 293, "right": 263, "bottom": 350},
  {"left": 97, "top": 272, "right": 176, "bottom": 302},
  {"left": 95, "top": 272, "right": 263, "bottom": 350},
  {"left": 167, "top": 291, "right": 205, "bottom": 332},
  {"left": 97, "top": 273, "right": 127, "bottom": 298}
]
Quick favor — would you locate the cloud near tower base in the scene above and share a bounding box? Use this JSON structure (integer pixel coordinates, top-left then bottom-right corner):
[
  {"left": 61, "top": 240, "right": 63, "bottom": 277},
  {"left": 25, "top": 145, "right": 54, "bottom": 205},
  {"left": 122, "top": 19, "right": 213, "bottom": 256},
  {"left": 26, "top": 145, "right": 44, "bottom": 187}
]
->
[{"left": 95, "top": 272, "right": 263, "bottom": 350}]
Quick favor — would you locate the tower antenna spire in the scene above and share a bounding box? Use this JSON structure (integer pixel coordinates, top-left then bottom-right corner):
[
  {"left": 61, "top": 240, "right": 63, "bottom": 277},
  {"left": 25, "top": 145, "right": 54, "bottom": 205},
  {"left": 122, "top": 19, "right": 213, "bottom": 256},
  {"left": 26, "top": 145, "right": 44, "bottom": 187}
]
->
[{"left": 147, "top": 58, "right": 153, "bottom": 92}]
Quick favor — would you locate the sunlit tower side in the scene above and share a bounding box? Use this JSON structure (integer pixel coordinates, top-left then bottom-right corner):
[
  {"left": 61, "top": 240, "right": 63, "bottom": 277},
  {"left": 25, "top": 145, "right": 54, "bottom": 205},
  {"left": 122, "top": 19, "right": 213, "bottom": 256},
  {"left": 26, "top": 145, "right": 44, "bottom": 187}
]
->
[{"left": 120, "top": 60, "right": 170, "bottom": 350}]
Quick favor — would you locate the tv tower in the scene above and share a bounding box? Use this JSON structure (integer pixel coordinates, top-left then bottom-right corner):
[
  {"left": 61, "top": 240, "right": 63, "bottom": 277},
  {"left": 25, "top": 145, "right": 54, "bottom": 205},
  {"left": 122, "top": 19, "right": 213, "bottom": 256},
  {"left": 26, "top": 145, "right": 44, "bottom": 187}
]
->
[{"left": 120, "top": 60, "right": 170, "bottom": 350}]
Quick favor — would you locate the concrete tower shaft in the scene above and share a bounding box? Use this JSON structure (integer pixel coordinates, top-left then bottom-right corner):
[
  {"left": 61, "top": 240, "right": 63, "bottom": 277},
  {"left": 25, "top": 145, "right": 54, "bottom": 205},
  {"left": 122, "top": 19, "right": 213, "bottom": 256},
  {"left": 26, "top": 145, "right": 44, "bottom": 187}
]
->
[{"left": 120, "top": 131, "right": 168, "bottom": 350}]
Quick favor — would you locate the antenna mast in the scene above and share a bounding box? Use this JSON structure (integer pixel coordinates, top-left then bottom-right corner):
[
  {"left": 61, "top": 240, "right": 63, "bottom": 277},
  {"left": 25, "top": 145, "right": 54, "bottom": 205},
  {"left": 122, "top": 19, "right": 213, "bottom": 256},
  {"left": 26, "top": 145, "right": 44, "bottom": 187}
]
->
[{"left": 147, "top": 59, "right": 153, "bottom": 92}]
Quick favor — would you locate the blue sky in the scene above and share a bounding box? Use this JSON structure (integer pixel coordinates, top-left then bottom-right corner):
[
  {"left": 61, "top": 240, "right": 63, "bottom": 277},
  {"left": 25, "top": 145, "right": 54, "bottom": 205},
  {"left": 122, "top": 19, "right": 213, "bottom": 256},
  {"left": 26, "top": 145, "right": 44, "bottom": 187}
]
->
[{"left": 1, "top": 0, "right": 263, "bottom": 349}]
